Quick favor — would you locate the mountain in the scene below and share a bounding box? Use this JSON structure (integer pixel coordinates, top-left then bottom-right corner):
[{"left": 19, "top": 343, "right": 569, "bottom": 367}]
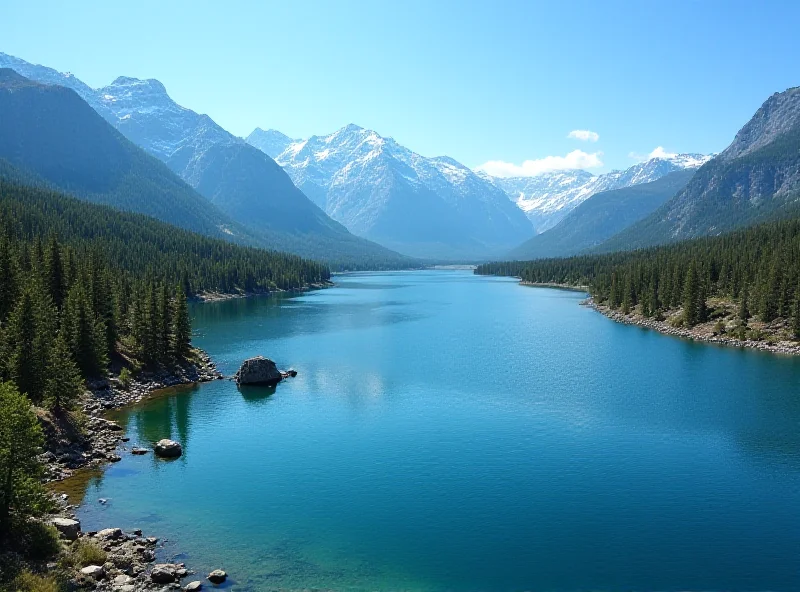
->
[
  {"left": 247, "top": 124, "right": 535, "bottom": 259},
  {"left": 597, "top": 87, "right": 800, "bottom": 253},
  {"left": 0, "top": 53, "right": 413, "bottom": 269},
  {"left": 0, "top": 68, "right": 255, "bottom": 242},
  {"left": 486, "top": 153, "right": 711, "bottom": 233},
  {"left": 508, "top": 169, "right": 695, "bottom": 260},
  {"left": 247, "top": 128, "right": 297, "bottom": 158}
]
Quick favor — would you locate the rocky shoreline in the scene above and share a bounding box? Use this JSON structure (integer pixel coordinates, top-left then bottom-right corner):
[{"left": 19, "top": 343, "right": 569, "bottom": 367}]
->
[
  {"left": 41, "top": 350, "right": 224, "bottom": 591},
  {"left": 584, "top": 297, "right": 800, "bottom": 356},
  {"left": 194, "top": 281, "right": 332, "bottom": 303}
]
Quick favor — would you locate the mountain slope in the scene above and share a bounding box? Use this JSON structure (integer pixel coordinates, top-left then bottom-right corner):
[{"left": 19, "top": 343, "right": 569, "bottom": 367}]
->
[
  {"left": 0, "top": 68, "right": 253, "bottom": 242},
  {"left": 508, "top": 169, "right": 695, "bottom": 260},
  {"left": 487, "top": 154, "right": 710, "bottom": 233},
  {"left": 249, "top": 124, "right": 534, "bottom": 259},
  {"left": 0, "top": 53, "right": 412, "bottom": 269},
  {"left": 247, "top": 128, "right": 297, "bottom": 158},
  {"left": 597, "top": 87, "right": 800, "bottom": 253}
]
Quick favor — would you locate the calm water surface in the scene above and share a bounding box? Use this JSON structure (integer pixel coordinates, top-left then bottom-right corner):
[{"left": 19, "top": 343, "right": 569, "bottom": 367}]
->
[{"left": 71, "top": 271, "right": 800, "bottom": 591}]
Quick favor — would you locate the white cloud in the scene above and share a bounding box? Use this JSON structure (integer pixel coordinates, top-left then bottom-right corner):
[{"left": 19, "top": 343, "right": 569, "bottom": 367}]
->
[
  {"left": 567, "top": 129, "right": 599, "bottom": 142},
  {"left": 629, "top": 146, "right": 678, "bottom": 162},
  {"left": 476, "top": 150, "right": 604, "bottom": 178}
]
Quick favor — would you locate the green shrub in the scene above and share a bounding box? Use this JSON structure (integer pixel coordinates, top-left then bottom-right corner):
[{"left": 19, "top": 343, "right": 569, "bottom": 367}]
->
[
  {"left": 118, "top": 367, "right": 133, "bottom": 388},
  {"left": 11, "top": 522, "right": 61, "bottom": 561},
  {"left": 10, "top": 570, "right": 61, "bottom": 592},
  {"left": 712, "top": 321, "right": 726, "bottom": 335}
]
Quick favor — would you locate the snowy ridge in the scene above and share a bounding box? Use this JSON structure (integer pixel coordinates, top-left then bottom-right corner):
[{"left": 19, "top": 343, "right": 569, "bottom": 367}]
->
[
  {"left": 485, "top": 153, "right": 712, "bottom": 233},
  {"left": 247, "top": 124, "right": 535, "bottom": 259}
]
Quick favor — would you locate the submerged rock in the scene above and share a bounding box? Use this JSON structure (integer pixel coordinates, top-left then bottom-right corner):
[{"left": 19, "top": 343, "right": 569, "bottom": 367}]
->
[
  {"left": 234, "top": 356, "right": 283, "bottom": 386},
  {"left": 185, "top": 581, "right": 203, "bottom": 591},
  {"left": 154, "top": 439, "right": 182, "bottom": 458}
]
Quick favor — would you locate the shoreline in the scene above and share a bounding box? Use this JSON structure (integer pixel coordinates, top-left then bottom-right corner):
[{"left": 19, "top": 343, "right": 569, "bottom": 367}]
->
[
  {"left": 193, "top": 280, "right": 332, "bottom": 302},
  {"left": 585, "top": 297, "right": 800, "bottom": 356},
  {"left": 42, "top": 350, "right": 223, "bottom": 591}
]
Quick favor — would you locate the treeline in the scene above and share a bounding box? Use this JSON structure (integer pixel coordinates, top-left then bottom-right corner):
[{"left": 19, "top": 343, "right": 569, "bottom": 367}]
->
[
  {"left": 476, "top": 217, "right": 800, "bottom": 335},
  {"left": 0, "top": 179, "right": 331, "bottom": 296}
]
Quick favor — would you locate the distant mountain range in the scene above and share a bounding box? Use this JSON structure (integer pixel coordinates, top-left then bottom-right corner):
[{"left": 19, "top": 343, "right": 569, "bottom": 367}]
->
[
  {"left": 482, "top": 153, "right": 711, "bottom": 234},
  {"left": 597, "top": 86, "right": 800, "bottom": 252},
  {"left": 248, "top": 125, "right": 535, "bottom": 259},
  {"left": 508, "top": 169, "right": 696, "bottom": 260},
  {"left": 0, "top": 52, "right": 412, "bottom": 269}
]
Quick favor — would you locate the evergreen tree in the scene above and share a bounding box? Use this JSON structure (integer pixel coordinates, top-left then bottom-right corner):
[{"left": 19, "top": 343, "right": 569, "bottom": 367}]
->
[
  {"left": 171, "top": 286, "right": 191, "bottom": 359},
  {"left": 4, "top": 292, "right": 47, "bottom": 401},
  {"left": 739, "top": 285, "right": 750, "bottom": 323},
  {"left": 43, "top": 234, "right": 65, "bottom": 310},
  {"left": 44, "top": 334, "right": 84, "bottom": 412},
  {"left": 0, "top": 381, "right": 49, "bottom": 538},
  {"left": 792, "top": 285, "right": 800, "bottom": 341},
  {"left": 683, "top": 263, "right": 700, "bottom": 327}
]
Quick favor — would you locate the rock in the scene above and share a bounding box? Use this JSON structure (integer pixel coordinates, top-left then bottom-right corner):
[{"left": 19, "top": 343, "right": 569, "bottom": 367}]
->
[
  {"left": 96, "top": 527, "right": 123, "bottom": 540},
  {"left": 234, "top": 356, "right": 283, "bottom": 386},
  {"left": 114, "top": 574, "right": 133, "bottom": 586},
  {"left": 51, "top": 517, "right": 81, "bottom": 540},
  {"left": 151, "top": 564, "right": 178, "bottom": 583},
  {"left": 207, "top": 569, "right": 227, "bottom": 584},
  {"left": 154, "top": 439, "right": 182, "bottom": 458},
  {"left": 99, "top": 498, "right": 108, "bottom": 504},
  {"left": 131, "top": 447, "right": 149, "bottom": 455},
  {"left": 185, "top": 582, "right": 203, "bottom": 591},
  {"left": 80, "top": 565, "right": 105, "bottom": 578}
]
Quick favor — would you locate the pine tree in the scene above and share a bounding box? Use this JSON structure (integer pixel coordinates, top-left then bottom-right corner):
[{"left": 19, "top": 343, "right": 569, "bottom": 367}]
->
[
  {"left": 171, "top": 286, "right": 191, "bottom": 359},
  {"left": 44, "top": 234, "right": 65, "bottom": 310},
  {"left": 0, "top": 380, "right": 49, "bottom": 537},
  {"left": 61, "top": 284, "right": 107, "bottom": 377},
  {"left": 683, "top": 263, "right": 699, "bottom": 327},
  {"left": 738, "top": 285, "right": 750, "bottom": 324},
  {"left": 4, "top": 292, "right": 47, "bottom": 401},
  {"left": 792, "top": 285, "right": 800, "bottom": 341},
  {"left": 44, "top": 334, "right": 85, "bottom": 412}
]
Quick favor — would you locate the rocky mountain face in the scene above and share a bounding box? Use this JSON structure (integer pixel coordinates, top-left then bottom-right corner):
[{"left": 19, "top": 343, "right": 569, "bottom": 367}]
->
[
  {"left": 508, "top": 169, "right": 695, "bottom": 260},
  {"left": 0, "top": 68, "right": 256, "bottom": 243},
  {"left": 247, "top": 124, "right": 534, "bottom": 259},
  {"left": 486, "top": 154, "right": 711, "bottom": 233},
  {"left": 0, "top": 52, "right": 413, "bottom": 268},
  {"left": 597, "top": 87, "right": 800, "bottom": 253}
]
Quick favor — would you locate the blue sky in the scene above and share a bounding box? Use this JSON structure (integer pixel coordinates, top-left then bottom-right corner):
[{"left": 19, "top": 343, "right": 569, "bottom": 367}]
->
[{"left": 2, "top": 0, "right": 799, "bottom": 175}]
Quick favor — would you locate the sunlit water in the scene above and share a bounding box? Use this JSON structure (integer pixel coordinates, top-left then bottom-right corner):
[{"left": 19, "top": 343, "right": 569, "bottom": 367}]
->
[{"left": 69, "top": 270, "right": 800, "bottom": 591}]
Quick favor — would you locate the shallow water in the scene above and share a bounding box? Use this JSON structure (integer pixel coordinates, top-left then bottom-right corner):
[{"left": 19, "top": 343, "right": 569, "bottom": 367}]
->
[{"left": 71, "top": 270, "right": 800, "bottom": 591}]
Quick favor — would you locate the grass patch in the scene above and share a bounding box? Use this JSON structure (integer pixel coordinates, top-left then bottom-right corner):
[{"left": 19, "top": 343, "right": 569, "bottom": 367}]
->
[{"left": 60, "top": 540, "right": 106, "bottom": 569}]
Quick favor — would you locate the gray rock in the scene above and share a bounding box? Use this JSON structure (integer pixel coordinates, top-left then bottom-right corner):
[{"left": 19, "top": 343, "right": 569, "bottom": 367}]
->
[
  {"left": 131, "top": 447, "right": 149, "bottom": 455},
  {"left": 185, "top": 582, "right": 203, "bottom": 591},
  {"left": 80, "top": 564, "right": 105, "bottom": 578},
  {"left": 234, "top": 356, "right": 283, "bottom": 386},
  {"left": 96, "top": 527, "right": 123, "bottom": 539},
  {"left": 154, "top": 439, "right": 182, "bottom": 458},
  {"left": 51, "top": 517, "right": 81, "bottom": 540},
  {"left": 151, "top": 564, "right": 178, "bottom": 583},
  {"left": 207, "top": 569, "right": 227, "bottom": 584},
  {"left": 113, "top": 574, "right": 133, "bottom": 585}
]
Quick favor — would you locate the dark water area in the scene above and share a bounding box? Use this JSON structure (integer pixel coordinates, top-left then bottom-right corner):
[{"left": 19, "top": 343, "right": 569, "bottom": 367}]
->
[{"left": 70, "top": 271, "right": 800, "bottom": 591}]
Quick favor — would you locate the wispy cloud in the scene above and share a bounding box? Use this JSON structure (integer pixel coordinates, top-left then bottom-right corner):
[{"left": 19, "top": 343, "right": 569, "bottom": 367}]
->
[
  {"left": 476, "top": 150, "right": 604, "bottom": 178},
  {"left": 567, "top": 129, "right": 599, "bottom": 142},
  {"left": 628, "top": 146, "right": 678, "bottom": 161}
]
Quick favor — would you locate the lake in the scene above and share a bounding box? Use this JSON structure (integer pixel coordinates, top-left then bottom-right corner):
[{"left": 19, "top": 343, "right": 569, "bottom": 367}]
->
[{"left": 70, "top": 270, "right": 800, "bottom": 591}]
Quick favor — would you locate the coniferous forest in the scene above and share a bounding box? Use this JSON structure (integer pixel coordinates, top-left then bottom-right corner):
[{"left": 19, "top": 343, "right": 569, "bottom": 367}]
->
[{"left": 476, "top": 217, "right": 800, "bottom": 338}]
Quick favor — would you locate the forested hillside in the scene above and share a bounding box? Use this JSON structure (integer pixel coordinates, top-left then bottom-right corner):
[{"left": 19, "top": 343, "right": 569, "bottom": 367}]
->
[
  {"left": 477, "top": 218, "right": 800, "bottom": 336},
  {"left": 508, "top": 169, "right": 695, "bottom": 260}
]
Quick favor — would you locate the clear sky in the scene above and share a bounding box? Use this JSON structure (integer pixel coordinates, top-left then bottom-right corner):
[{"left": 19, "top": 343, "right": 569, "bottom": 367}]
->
[{"left": 2, "top": 0, "right": 799, "bottom": 175}]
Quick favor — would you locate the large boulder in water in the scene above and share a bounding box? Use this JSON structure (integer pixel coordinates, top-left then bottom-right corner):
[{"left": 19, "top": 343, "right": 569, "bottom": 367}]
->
[
  {"left": 235, "top": 356, "right": 283, "bottom": 386},
  {"left": 154, "top": 439, "right": 182, "bottom": 458}
]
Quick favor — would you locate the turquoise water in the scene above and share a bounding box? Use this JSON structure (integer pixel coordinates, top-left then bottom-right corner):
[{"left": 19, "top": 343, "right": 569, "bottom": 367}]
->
[{"left": 73, "top": 270, "right": 800, "bottom": 591}]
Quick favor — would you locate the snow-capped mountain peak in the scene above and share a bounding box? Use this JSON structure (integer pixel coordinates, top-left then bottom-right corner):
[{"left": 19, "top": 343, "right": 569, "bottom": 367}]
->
[
  {"left": 247, "top": 124, "right": 534, "bottom": 258},
  {"left": 484, "top": 153, "right": 711, "bottom": 233}
]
